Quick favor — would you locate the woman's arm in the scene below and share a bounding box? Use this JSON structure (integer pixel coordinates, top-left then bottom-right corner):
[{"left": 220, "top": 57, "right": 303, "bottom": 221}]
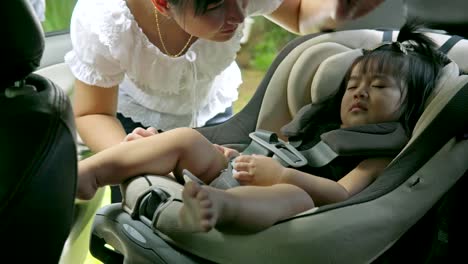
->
[
  {"left": 266, "top": 0, "right": 337, "bottom": 34},
  {"left": 280, "top": 157, "right": 392, "bottom": 206},
  {"left": 266, "top": 0, "right": 385, "bottom": 35},
  {"left": 73, "top": 79, "right": 128, "bottom": 152}
]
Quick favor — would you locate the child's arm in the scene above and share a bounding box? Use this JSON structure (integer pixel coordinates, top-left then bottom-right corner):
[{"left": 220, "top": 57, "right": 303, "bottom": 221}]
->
[
  {"left": 280, "top": 157, "right": 392, "bottom": 206},
  {"left": 233, "top": 155, "right": 391, "bottom": 206}
]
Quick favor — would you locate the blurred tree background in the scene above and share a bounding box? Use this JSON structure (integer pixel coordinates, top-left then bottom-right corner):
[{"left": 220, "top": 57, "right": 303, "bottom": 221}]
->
[
  {"left": 237, "top": 17, "right": 297, "bottom": 71},
  {"left": 233, "top": 17, "right": 297, "bottom": 113}
]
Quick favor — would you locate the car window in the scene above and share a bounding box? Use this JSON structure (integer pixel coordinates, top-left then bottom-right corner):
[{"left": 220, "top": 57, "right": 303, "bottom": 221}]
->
[{"left": 28, "top": 0, "right": 77, "bottom": 34}]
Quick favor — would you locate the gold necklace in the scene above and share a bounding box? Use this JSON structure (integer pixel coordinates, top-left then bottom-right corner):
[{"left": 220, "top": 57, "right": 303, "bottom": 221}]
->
[{"left": 154, "top": 8, "right": 193, "bottom": 58}]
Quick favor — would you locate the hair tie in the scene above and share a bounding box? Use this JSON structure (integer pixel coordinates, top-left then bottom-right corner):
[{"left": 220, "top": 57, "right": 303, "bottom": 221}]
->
[
  {"left": 367, "top": 41, "right": 414, "bottom": 55},
  {"left": 395, "top": 41, "right": 415, "bottom": 55}
]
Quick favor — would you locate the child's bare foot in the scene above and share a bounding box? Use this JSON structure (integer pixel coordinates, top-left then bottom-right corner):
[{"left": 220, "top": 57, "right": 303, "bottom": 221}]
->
[{"left": 179, "top": 181, "right": 220, "bottom": 232}]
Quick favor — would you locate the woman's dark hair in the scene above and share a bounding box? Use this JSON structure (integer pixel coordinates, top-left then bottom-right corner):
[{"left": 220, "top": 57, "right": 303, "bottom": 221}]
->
[
  {"left": 319, "top": 19, "right": 450, "bottom": 134},
  {"left": 168, "top": 0, "right": 223, "bottom": 15}
]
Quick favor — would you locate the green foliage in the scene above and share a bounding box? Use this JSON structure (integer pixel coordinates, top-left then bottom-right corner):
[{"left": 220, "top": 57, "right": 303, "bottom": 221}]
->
[
  {"left": 41, "top": 0, "right": 76, "bottom": 33},
  {"left": 249, "top": 18, "right": 296, "bottom": 71}
]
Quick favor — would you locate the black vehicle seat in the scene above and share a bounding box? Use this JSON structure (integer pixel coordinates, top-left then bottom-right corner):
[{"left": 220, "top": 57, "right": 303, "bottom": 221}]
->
[{"left": 0, "top": 0, "right": 77, "bottom": 262}]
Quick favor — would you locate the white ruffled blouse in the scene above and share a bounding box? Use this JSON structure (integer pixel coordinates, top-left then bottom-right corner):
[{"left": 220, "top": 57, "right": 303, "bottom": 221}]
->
[{"left": 65, "top": 0, "right": 283, "bottom": 130}]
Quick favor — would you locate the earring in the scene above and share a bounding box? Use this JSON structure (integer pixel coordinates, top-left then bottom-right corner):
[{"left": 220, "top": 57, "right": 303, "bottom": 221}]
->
[
  {"left": 157, "top": 0, "right": 168, "bottom": 9},
  {"left": 151, "top": 0, "right": 168, "bottom": 12}
]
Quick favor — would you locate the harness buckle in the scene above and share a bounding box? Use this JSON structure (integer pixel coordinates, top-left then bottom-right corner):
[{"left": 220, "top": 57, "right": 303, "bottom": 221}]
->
[{"left": 248, "top": 130, "right": 307, "bottom": 168}]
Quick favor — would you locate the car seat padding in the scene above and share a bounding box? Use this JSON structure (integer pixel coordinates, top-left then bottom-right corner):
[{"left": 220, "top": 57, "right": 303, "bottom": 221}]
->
[
  {"left": 310, "top": 49, "right": 363, "bottom": 104},
  {"left": 287, "top": 42, "right": 350, "bottom": 113}
]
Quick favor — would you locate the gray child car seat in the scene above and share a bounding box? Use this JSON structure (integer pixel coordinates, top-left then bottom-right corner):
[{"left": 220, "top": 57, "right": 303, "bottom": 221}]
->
[{"left": 90, "top": 28, "right": 468, "bottom": 263}]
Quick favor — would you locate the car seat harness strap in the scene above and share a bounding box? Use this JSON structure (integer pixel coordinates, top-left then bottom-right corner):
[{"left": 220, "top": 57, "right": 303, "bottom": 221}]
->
[
  {"left": 439, "top": 35, "right": 464, "bottom": 54},
  {"left": 243, "top": 122, "right": 408, "bottom": 169},
  {"left": 242, "top": 129, "right": 308, "bottom": 168}
]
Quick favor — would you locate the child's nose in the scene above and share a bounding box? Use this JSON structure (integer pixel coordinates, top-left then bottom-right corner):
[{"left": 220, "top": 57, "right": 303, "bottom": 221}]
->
[{"left": 353, "top": 85, "right": 369, "bottom": 99}]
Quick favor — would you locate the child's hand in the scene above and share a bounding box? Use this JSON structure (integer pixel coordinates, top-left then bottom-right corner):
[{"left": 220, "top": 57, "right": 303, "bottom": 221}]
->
[
  {"left": 232, "top": 155, "right": 286, "bottom": 186},
  {"left": 123, "top": 127, "right": 158, "bottom": 142},
  {"left": 213, "top": 144, "right": 240, "bottom": 160}
]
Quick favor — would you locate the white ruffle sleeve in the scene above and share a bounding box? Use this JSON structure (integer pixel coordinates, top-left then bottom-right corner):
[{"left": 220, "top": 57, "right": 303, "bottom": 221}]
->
[{"left": 64, "top": 0, "right": 127, "bottom": 87}]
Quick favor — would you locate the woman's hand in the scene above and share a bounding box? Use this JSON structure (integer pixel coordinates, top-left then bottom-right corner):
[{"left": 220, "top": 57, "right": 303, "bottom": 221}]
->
[
  {"left": 123, "top": 127, "right": 158, "bottom": 142},
  {"left": 213, "top": 144, "right": 240, "bottom": 160},
  {"left": 232, "top": 155, "right": 286, "bottom": 186}
]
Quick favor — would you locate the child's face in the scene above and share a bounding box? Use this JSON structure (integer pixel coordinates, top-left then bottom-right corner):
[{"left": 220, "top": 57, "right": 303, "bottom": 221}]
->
[
  {"left": 340, "top": 63, "right": 405, "bottom": 128},
  {"left": 172, "top": 0, "right": 247, "bottom": 42}
]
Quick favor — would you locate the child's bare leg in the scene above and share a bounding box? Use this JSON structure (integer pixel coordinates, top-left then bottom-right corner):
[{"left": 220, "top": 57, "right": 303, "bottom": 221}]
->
[
  {"left": 77, "top": 128, "right": 227, "bottom": 200},
  {"left": 179, "top": 182, "right": 315, "bottom": 233}
]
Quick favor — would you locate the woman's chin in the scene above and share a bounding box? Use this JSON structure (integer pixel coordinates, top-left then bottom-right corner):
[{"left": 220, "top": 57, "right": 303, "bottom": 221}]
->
[{"left": 211, "top": 32, "right": 236, "bottom": 42}]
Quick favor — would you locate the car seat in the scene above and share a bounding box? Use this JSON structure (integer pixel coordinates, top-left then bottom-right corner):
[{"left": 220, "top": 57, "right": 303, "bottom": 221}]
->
[
  {"left": 89, "top": 27, "right": 468, "bottom": 263},
  {"left": 0, "top": 0, "right": 77, "bottom": 262}
]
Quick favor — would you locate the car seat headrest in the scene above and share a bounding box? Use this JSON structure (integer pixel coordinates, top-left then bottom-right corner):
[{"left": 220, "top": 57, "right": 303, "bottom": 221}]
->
[
  {"left": 310, "top": 49, "right": 363, "bottom": 104},
  {"left": 256, "top": 29, "right": 468, "bottom": 137},
  {"left": 1, "top": 0, "right": 44, "bottom": 88},
  {"left": 287, "top": 42, "right": 352, "bottom": 114}
]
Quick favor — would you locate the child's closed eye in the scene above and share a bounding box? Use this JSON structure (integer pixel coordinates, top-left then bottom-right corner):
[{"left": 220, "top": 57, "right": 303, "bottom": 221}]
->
[{"left": 371, "top": 81, "right": 387, "bottom": 88}]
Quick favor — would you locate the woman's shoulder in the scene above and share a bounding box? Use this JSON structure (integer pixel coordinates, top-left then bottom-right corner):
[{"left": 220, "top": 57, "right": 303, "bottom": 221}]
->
[
  {"left": 65, "top": 0, "right": 138, "bottom": 86},
  {"left": 246, "top": 0, "right": 283, "bottom": 16},
  {"left": 72, "top": 0, "right": 132, "bottom": 37},
  {"left": 70, "top": 0, "right": 140, "bottom": 53},
  {"left": 73, "top": 0, "right": 124, "bottom": 19}
]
